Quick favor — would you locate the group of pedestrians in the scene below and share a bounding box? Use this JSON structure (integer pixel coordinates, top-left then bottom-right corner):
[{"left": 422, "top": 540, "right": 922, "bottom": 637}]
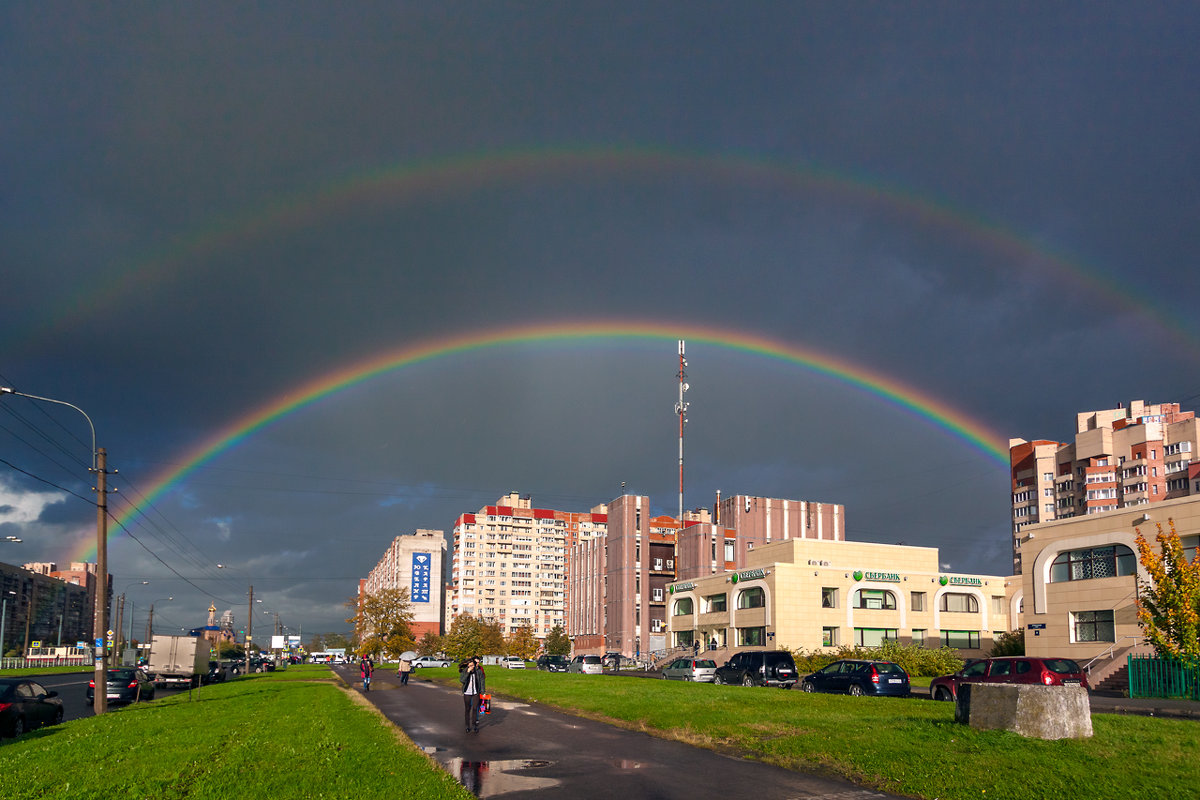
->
[{"left": 354, "top": 652, "right": 488, "bottom": 734}]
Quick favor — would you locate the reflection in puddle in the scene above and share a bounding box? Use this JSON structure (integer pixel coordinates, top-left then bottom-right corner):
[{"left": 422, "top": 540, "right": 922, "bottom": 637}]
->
[
  {"left": 445, "top": 758, "right": 559, "bottom": 798},
  {"left": 611, "top": 759, "right": 646, "bottom": 770}
]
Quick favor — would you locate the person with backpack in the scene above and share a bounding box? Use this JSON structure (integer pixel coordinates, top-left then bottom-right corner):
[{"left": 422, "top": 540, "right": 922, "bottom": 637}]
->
[
  {"left": 397, "top": 655, "right": 413, "bottom": 686},
  {"left": 459, "top": 656, "right": 486, "bottom": 733}
]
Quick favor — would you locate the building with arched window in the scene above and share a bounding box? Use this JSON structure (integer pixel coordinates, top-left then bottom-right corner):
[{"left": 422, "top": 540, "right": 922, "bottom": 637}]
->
[
  {"left": 667, "top": 537, "right": 1014, "bottom": 658},
  {"left": 1017, "top": 493, "right": 1200, "bottom": 686}
]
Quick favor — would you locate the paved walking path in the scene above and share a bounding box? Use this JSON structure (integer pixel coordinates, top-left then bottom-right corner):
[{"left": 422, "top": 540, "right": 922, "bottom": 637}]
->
[{"left": 337, "top": 666, "right": 905, "bottom": 800}]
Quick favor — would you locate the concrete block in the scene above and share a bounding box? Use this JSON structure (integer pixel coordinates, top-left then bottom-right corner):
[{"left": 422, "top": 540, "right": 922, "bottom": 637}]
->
[{"left": 957, "top": 683, "right": 1092, "bottom": 740}]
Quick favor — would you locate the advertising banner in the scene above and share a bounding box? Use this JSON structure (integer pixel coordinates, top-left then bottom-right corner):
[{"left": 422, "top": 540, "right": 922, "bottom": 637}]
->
[{"left": 412, "top": 552, "right": 432, "bottom": 603}]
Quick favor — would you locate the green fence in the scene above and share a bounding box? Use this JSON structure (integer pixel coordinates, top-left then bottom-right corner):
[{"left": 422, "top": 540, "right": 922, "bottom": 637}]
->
[{"left": 1127, "top": 654, "right": 1200, "bottom": 700}]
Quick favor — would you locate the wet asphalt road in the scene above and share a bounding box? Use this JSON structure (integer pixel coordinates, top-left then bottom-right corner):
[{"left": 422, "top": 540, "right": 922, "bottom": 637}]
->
[{"left": 338, "top": 666, "right": 904, "bottom": 800}]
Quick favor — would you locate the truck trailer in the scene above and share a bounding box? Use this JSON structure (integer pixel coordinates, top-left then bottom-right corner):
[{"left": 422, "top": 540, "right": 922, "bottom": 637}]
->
[{"left": 148, "top": 634, "right": 210, "bottom": 688}]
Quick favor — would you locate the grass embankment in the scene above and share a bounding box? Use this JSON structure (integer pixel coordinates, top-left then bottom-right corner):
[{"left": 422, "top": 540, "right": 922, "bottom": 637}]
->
[
  {"left": 0, "top": 667, "right": 473, "bottom": 800},
  {"left": 469, "top": 669, "right": 1195, "bottom": 800},
  {"left": 0, "top": 664, "right": 94, "bottom": 676}
]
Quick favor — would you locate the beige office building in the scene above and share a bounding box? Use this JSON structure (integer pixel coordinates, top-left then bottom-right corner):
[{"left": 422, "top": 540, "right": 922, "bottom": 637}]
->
[
  {"left": 667, "top": 537, "right": 1015, "bottom": 659},
  {"left": 1017, "top": 494, "right": 1200, "bottom": 688}
]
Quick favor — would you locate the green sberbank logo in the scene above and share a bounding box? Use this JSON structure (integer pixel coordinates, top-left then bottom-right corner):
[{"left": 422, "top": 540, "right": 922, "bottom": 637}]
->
[
  {"left": 939, "top": 575, "right": 949, "bottom": 586},
  {"left": 852, "top": 570, "right": 864, "bottom": 581}
]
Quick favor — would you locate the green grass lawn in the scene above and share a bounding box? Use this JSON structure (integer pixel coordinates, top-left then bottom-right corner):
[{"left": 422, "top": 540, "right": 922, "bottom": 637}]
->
[
  {"left": 0, "top": 669, "right": 473, "bottom": 800},
  {"left": 469, "top": 670, "right": 1195, "bottom": 800}
]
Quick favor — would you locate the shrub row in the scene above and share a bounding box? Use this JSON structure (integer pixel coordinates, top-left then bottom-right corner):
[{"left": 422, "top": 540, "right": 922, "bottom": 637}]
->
[{"left": 789, "top": 641, "right": 965, "bottom": 677}]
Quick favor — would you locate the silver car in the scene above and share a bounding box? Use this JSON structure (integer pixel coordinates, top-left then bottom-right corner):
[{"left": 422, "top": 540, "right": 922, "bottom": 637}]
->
[
  {"left": 568, "top": 655, "right": 603, "bottom": 675},
  {"left": 661, "top": 657, "right": 718, "bottom": 682}
]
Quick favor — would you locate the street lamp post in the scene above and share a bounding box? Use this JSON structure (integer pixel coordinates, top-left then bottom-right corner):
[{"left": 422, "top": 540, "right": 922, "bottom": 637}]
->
[
  {"left": 0, "top": 386, "right": 110, "bottom": 715},
  {"left": 117, "top": 581, "right": 148, "bottom": 660},
  {"left": 146, "top": 598, "right": 173, "bottom": 641}
]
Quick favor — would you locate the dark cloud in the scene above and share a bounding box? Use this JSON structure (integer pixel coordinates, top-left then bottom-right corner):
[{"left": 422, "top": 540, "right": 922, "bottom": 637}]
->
[{"left": 4, "top": 3, "right": 1199, "bottom": 633}]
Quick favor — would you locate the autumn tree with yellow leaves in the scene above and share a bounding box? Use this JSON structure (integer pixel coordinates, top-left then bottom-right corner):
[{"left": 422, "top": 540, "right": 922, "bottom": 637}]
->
[{"left": 1134, "top": 519, "right": 1200, "bottom": 660}]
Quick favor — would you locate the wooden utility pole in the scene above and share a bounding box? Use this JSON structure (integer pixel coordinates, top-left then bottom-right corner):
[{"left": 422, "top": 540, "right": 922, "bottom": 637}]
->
[{"left": 93, "top": 447, "right": 108, "bottom": 715}]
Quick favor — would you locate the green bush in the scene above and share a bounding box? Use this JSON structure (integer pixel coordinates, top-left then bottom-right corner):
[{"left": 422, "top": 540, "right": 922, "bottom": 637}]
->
[
  {"left": 790, "top": 642, "right": 964, "bottom": 677},
  {"left": 989, "top": 629, "right": 1025, "bottom": 657}
]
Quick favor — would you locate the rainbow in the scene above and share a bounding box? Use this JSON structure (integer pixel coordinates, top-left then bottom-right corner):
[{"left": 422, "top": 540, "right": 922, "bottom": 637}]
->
[
  {"left": 78, "top": 322, "right": 1011, "bottom": 561},
  {"left": 40, "top": 145, "right": 1197, "bottom": 354}
]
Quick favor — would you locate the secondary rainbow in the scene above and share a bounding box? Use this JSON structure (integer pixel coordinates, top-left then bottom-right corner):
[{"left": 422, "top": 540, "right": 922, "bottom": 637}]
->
[
  {"left": 40, "top": 144, "right": 1197, "bottom": 355},
  {"left": 79, "top": 322, "right": 1010, "bottom": 561}
]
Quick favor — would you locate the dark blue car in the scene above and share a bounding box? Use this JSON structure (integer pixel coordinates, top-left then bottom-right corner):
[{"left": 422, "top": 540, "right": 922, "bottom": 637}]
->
[{"left": 800, "top": 659, "right": 910, "bottom": 697}]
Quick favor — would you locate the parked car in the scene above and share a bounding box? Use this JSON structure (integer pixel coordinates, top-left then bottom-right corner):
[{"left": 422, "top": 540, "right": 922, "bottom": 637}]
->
[
  {"left": 713, "top": 650, "right": 798, "bottom": 688},
  {"left": 203, "top": 660, "right": 229, "bottom": 684},
  {"left": 536, "top": 654, "right": 570, "bottom": 672},
  {"left": 411, "top": 656, "right": 452, "bottom": 669},
  {"left": 661, "top": 657, "right": 718, "bottom": 682},
  {"left": 929, "top": 657, "right": 1090, "bottom": 701},
  {"left": 568, "top": 654, "right": 603, "bottom": 674},
  {"left": 86, "top": 668, "right": 156, "bottom": 705},
  {"left": 601, "top": 651, "right": 623, "bottom": 669},
  {"left": 0, "top": 679, "right": 63, "bottom": 737},
  {"left": 800, "top": 659, "right": 910, "bottom": 697},
  {"left": 503, "top": 656, "right": 527, "bottom": 669}
]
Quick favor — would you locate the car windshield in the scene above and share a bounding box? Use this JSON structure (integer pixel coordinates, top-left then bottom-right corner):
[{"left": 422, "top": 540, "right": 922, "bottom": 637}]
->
[
  {"left": 694, "top": 660, "right": 716, "bottom": 668},
  {"left": 874, "top": 663, "right": 905, "bottom": 675},
  {"left": 764, "top": 653, "right": 795, "bottom": 668},
  {"left": 108, "top": 670, "right": 136, "bottom": 680},
  {"left": 582, "top": 656, "right": 601, "bottom": 663},
  {"left": 1043, "top": 659, "right": 1082, "bottom": 674}
]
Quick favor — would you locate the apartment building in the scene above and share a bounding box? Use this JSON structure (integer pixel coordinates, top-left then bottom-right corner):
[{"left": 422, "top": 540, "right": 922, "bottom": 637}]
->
[
  {"left": 445, "top": 492, "right": 607, "bottom": 639},
  {"left": 569, "top": 493, "right": 848, "bottom": 659},
  {"left": 1, "top": 562, "right": 94, "bottom": 656},
  {"left": 1010, "top": 400, "right": 1200, "bottom": 572},
  {"left": 363, "top": 529, "right": 446, "bottom": 640}
]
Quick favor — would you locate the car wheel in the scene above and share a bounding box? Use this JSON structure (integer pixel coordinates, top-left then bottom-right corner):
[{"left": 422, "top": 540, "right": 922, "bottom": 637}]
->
[
  {"left": 934, "top": 686, "right": 953, "bottom": 702},
  {"left": 848, "top": 683, "right": 865, "bottom": 696},
  {"left": 742, "top": 674, "right": 755, "bottom": 687},
  {"left": 802, "top": 681, "right": 816, "bottom": 693},
  {"left": 54, "top": 708, "right": 64, "bottom": 725},
  {"left": 661, "top": 673, "right": 668, "bottom": 679},
  {"left": 13, "top": 716, "right": 25, "bottom": 737}
]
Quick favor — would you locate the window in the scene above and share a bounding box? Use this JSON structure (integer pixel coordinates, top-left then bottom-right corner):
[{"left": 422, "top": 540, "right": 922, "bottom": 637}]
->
[
  {"left": 912, "top": 629, "right": 926, "bottom": 647},
  {"left": 1073, "top": 610, "right": 1115, "bottom": 642},
  {"left": 910, "top": 591, "right": 926, "bottom": 612},
  {"left": 854, "top": 628, "right": 898, "bottom": 647},
  {"left": 822, "top": 627, "right": 839, "bottom": 647},
  {"left": 724, "top": 541, "right": 735, "bottom": 561},
  {"left": 853, "top": 589, "right": 897, "bottom": 610},
  {"left": 704, "top": 593, "right": 727, "bottom": 613},
  {"left": 674, "top": 631, "right": 695, "bottom": 647},
  {"left": 737, "top": 626, "right": 765, "bottom": 647},
  {"left": 991, "top": 596, "right": 1006, "bottom": 615},
  {"left": 737, "top": 587, "right": 765, "bottom": 609},
  {"left": 821, "top": 587, "right": 838, "bottom": 608},
  {"left": 672, "top": 597, "right": 693, "bottom": 616},
  {"left": 941, "top": 630, "right": 981, "bottom": 649},
  {"left": 939, "top": 593, "right": 979, "bottom": 613},
  {"left": 1050, "top": 545, "right": 1136, "bottom": 582}
]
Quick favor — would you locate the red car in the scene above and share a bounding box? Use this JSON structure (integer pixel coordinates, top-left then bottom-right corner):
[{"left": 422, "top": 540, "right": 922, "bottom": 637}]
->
[{"left": 929, "top": 657, "right": 1089, "bottom": 701}]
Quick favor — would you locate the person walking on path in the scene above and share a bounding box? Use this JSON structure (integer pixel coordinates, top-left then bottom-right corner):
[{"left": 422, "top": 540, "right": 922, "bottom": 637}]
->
[
  {"left": 460, "top": 656, "right": 486, "bottom": 733},
  {"left": 360, "top": 656, "right": 374, "bottom": 691},
  {"left": 398, "top": 655, "right": 413, "bottom": 685}
]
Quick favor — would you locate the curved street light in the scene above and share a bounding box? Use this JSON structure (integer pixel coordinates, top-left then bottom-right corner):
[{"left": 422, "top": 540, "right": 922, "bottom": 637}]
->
[
  {"left": 146, "top": 597, "right": 174, "bottom": 641},
  {"left": 0, "top": 386, "right": 110, "bottom": 715}
]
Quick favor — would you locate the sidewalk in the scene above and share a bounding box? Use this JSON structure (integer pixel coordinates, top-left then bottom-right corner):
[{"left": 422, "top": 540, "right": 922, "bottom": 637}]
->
[{"left": 337, "top": 665, "right": 905, "bottom": 800}]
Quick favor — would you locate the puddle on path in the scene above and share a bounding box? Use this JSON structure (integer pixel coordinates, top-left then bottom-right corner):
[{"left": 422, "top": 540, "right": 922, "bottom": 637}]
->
[{"left": 444, "top": 757, "right": 559, "bottom": 797}]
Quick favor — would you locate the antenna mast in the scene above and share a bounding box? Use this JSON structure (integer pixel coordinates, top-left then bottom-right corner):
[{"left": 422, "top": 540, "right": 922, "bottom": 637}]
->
[{"left": 675, "top": 340, "right": 689, "bottom": 539}]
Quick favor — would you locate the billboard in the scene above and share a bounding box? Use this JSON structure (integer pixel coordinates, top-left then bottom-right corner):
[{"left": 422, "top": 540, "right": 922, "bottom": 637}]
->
[{"left": 411, "top": 552, "right": 432, "bottom": 603}]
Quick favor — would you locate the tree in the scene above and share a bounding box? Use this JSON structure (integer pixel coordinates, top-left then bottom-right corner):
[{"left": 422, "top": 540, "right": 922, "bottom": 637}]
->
[
  {"left": 543, "top": 624, "right": 571, "bottom": 656},
  {"left": 346, "top": 588, "right": 416, "bottom": 661},
  {"left": 1135, "top": 519, "right": 1200, "bottom": 660},
  {"left": 505, "top": 625, "right": 540, "bottom": 660},
  {"left": 989, "top": 629, "right": 1024, "bottom": 657},
  {"left": 416, "top": 631, "right": 443, "bottom": 657},
  {"left": 442, "top": 614, "right": 505, "bottom": 662}
]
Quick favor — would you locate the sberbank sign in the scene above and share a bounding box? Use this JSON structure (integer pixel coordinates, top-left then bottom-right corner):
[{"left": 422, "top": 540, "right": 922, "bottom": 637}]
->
[
  {"left": 940, "top": 576, "right": 982, "bottom": 586},
  {"left": 853, "top": 570, "right": 901, "bottom": 582},
  {"left": 669, "top": 582, "right": 695, "bottom": 593},
  {"left": 730, "top": 568, "right": 767, "bottom": 584}
]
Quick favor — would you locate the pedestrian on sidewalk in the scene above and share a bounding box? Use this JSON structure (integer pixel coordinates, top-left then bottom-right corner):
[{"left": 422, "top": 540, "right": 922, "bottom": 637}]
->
[
  {"left": 460, "top": 656, "right": 486, "bottom": 733},
  {"left": 398, "top": 655, "right": 413, "bottom": 685},
  {"left": 360, "top": 656, "right": 374, "bottom": 691}
]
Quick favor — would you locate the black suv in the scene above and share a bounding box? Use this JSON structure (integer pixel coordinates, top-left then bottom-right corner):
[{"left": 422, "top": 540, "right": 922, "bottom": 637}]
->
[
  {"left": 536, "top": 654, "right": 570, "bottom": 672},
  {"left": 714, "top": 650, "right": 798, "bottom": 688}
]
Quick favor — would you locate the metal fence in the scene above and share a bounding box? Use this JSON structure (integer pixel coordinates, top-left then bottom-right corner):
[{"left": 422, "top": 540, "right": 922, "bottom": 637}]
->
[
  {"left": 1127, "top": 653, "right": 1200, "bottom": 700},
  {"left": 0, "top": 656, "right": 92, "bottom": 670}
]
